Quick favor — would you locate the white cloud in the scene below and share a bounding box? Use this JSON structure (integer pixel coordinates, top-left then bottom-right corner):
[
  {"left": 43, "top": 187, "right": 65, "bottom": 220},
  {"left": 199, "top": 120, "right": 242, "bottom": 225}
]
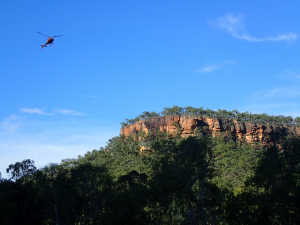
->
[
  {"left": 241, "top": 102, "right": 300, "bottom": 117},
  {"left": 209, "top": 14, "right": 298, "bottom": 42},
  {"left": 20, "top": 108, "right": 85, "bottom": 116},
  {"left": 242, "top": 85, "right": 300, "bottom": 117},
  {"left": 2, "top": 115, "right": 22, "bottom": 132},
  {"left": 199, "top": 65, "right": 220, "bottom": 73},
  {"left": 284, "top": 70, "right": 300, "bottom": 79},
  {"left": 58, "top": 109, "right": 85, "bottom": 116},
  {"left": 20, "top": 108, "right": 54, "bottom": 115},
  {"left": 197, "top": 60, "right": 235, "bottom": 73},
  {"left": 80, "top": 95, "right": 98, "bottom": 98},
  {"left": 252, "top": 87, "right": 300, "bottom": 100}
]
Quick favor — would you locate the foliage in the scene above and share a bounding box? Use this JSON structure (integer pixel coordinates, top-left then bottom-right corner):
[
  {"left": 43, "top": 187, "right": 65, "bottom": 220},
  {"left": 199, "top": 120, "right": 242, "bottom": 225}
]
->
[
  {"left": 224, "top": 137, "right": 300, "bottom": 224},
  {"left": 121, "top": 105, "right": 300, "bottom": 126},
  {"left": 1, "top": 132, "right": 300, "bottom": 224},
  {"left": 6, "top": 159, "right": 36, "bottom": 182}
]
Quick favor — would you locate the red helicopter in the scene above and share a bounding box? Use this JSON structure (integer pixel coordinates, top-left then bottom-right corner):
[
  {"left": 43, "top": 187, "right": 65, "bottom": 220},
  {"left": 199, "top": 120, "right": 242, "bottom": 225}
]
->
[{"left": 37, "top": 32, "right": 63, "bottom": 49}]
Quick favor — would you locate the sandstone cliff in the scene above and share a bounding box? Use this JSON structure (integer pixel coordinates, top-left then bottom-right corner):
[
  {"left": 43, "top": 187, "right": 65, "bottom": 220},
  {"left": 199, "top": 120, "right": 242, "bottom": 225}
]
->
[{"left": 120, "top": 115, "right": 300, "bottom": 146}]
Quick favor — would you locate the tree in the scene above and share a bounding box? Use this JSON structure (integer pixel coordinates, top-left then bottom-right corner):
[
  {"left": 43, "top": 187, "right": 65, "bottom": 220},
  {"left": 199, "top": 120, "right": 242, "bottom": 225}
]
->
[
  {"left": 6, "top": 159, "right": 36, "bottom": 182},
  {"left": 108, "top": 170, "right": 150, "bottom": 224},
  {"left": 69, "top": 164, "right": 113, "bottom": 224},
  {"left": 35, "top": 164, "right": 76, "bottom": 225},
  {"left": 225, "top": 138, "right": 300, "bottom": 224},
  {"left": 148, "top": 136, "right": 223, "bottom": 224},
  {"left": 0, "top": 159, "right": 45, "bottom": 224}
]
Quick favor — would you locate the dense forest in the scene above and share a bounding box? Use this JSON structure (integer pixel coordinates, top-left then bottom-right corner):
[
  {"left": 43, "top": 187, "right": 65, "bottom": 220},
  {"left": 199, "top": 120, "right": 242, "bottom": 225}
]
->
[
  {"left": 121, "top": 105, "right": 300, "bottom": 127},
  {"left": 1, "top": 107, "right": 300, "bottom": 224}
]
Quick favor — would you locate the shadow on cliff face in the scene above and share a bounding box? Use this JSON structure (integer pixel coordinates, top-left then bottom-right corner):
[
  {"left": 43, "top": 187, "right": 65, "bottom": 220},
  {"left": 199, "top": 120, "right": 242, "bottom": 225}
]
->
[{"left": 225, "top": 137, "right": 300, "bottom": 224}]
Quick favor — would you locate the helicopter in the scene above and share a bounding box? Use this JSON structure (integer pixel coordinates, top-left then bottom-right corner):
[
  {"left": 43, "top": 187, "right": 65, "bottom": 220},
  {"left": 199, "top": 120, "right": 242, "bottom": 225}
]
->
[{"left": 37, "top": 32, "right": 63, "bottom": 49}]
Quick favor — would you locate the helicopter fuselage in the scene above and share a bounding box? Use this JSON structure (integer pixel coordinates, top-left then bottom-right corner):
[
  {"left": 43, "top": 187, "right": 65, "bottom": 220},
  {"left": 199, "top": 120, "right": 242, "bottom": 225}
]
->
[
  {"left": 46, "top": 37, "right": 54, "bottom": 44},
  {"left": 41, "top": 37, "right": 54, "bottom": 49}
]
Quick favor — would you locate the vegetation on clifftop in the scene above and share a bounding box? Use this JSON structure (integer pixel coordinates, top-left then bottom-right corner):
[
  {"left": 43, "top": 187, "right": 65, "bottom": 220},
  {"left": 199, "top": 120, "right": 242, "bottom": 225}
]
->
[{"left": 121, "top": 105, "right": 300, "bottom": 127}]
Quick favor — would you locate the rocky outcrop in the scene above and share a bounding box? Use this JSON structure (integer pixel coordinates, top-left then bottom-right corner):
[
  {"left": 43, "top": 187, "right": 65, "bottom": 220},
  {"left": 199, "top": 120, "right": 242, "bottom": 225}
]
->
[{"left": 120, "top": 115, "right": 300, "bottom": 146}]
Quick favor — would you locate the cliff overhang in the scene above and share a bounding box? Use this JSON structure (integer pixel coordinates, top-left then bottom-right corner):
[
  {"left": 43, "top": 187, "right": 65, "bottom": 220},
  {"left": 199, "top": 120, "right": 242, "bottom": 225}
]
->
[{"left": 120, "top": 115, "right": 300, "bottom": 146}]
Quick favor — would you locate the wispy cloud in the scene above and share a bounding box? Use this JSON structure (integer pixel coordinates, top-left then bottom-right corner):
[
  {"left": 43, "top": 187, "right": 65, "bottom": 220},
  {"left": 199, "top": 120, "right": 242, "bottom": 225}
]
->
[
  {"left": 209, "top": 14, "right": 298, "bottom": 42},
  {"left": 252, "top": 87, "right": 300, "bottom": 100},
  {"left": 242, "top": 85, "right": 300, "bottom": 117},
  {"left": 58, "top": 109, "right": 85, "bottom": 116},
  {"left": 80, "top": 95, "right": 98, "bottom": 98},
  {"left": 242, "top": 102, "right": 300, "bottom": 117},
  {"left": 284, "top": 70, "right": 300, "bottom": 79},
  {"left": 2, "top": 115, "right": 22, "bottom": 132},
  {"left": 197, "top": 60, "right": 235, "bottom": 73},
  {"left": 20, "top": 108, "right": 54, "bottom": 115},
  {"left": 20, "top": 108, "right": 85, "bottom": 116}
]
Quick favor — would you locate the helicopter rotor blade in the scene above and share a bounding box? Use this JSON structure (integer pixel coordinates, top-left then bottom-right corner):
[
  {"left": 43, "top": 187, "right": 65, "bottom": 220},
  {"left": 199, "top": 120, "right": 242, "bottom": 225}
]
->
[
  {"left": 52, "top": 35, "right": 63, "bottom": 37},
  {"left": 37, "top": 32, "right": 50, "bottom": 37}
]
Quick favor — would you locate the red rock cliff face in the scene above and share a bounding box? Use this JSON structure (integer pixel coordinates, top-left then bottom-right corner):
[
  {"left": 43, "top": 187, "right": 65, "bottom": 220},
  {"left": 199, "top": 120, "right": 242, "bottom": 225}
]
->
[{"left": 120, "top": 115, "right": 300, "bottom": 145}]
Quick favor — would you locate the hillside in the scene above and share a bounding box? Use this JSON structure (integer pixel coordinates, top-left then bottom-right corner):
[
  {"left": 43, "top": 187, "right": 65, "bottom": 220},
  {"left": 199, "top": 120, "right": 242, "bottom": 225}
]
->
[{"left": 1, "top": 106, "right": 300, "bottom": 224}]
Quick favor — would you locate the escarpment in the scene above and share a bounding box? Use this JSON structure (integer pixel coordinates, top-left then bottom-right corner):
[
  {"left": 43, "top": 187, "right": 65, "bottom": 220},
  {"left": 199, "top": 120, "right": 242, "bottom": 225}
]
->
[{"left": 120, "top": 115, "right": 300, "bottom": 146}]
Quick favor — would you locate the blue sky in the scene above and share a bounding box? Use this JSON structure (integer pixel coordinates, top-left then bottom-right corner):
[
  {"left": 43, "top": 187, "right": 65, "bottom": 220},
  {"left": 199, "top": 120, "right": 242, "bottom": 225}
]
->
[{"left": 1, "top": 0, "right": 300, "bottom": 177}]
